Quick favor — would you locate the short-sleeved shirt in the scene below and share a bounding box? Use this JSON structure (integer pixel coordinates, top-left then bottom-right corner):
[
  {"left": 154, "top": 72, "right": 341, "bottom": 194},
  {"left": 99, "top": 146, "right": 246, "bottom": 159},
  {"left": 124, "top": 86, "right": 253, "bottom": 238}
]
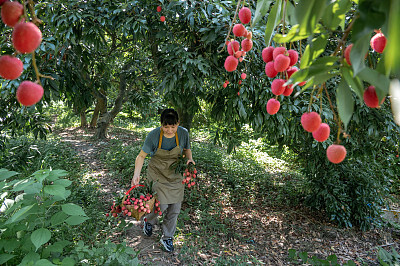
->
[{"left": 142, "top": 126, "right": 190, "bottom": 157}]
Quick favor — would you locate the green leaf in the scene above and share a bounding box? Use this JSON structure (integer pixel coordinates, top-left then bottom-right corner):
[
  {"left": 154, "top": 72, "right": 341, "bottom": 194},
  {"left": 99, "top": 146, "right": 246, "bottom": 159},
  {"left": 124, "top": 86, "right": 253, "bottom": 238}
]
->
[
  {"left": 376, "top": 56, "right": 390, "bottom": 77},
  {"left": 253, "top": 0, "right": 273, "bottom": 26},
  {"left": 65, "top": 215, "right": 90, "bottom": 226},
  {"left": 295, "top": 0, "right": 327, "bottom": 36},
  {"left": 24, "top": 182, "right": 43, "bottom": 194},
  {"left": 300, "top": 35, "right": 328, "bottom": 69},
  {"left": 0, "top": 254, "right": 16, "bottom": 264},
  {"left": 289, "top": 56, "right": 338, "bottom": 85},
  {"left": 341, "top": 66, "right": 364, "bottom": 101},
  {"left": 357, "top": 67, "right": 390, "bottom": 101},
  {"left": 20, "top": 252, "right": 40, "bottom": 265},
  {"left": 33, "top": 259, "right": 56, "bottom": 266},
  {"left": 12, "top": 179, "right": 35, "bottom": 192},
  {"left": 5, "top": 204, "right": 36, "bottom": 224},
  {"left": 44, "top": 185, "right": 66, "bottom": 198},
  {"left": 31, "top": 228, "right": 51, "bottom": 251},
  {"left": 45, "top": 240, "right": 71, "bottom": 254},
  {"left": 385, "top": 0, "right": 400, "bottom": 76},
  {"left": 321, "top": 0, "right": 352, "bottom": 30},
  {"left": 312, "top": 73, "right": 338, "bottom": 86},
  {"left": 336, "top": 80, "right": 354, "bottom": 131},
  {"left": 32, "top": 169, "right": 51, "bottom": 183},
  {"left": 288, "top": 249, "right": 297, "bottom": 259},
  {"left": 61, "top": 257, "right": 76, "bottom": 266},
  {"left": 0, "top": 169, "right": 19, "bottom": 181},
  {"left": 299, "top": 251, "right": 308, "bottom": 263},
  {"left": 264, "top": 0, "right": 282, "bottom": 45},
  {"left": 273, "top": 24, "right": 307, "bottom": 43},
  {"left": 350, "top": 32, "right": 370, "bottom": 75},
  {"left": 46, "top": 170, "right": 69, "bottom": 182},
  {"left": 51, "top": 211, "right": 69, "bottom": 226},
  {"left": 238, "top": 100, "right": 247, "bottom": 119},
  {"left": 61, "top": 203, "right": 87, "bottom": 216}
]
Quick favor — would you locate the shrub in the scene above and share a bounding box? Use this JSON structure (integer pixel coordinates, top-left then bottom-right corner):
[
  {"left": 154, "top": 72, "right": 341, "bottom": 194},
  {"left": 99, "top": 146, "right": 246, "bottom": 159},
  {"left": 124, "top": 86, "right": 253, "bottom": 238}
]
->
[{"left": 0, "top": 169, "right": 138, "bottom": 265}]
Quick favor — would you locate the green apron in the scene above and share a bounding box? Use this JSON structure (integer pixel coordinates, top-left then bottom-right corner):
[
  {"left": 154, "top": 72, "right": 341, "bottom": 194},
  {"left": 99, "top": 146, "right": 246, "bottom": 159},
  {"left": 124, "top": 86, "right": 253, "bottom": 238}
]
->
[{"left": 147, "top": 129, "right": 184, "bottom": 204}]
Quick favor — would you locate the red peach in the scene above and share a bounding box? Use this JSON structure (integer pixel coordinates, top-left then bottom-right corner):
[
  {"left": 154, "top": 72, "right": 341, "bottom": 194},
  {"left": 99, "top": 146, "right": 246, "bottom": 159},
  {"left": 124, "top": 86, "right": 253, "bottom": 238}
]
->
[
  {"left": 239, "top": 7, "right": 251, "bottom": 24},
  {"left": 0, "top": 55, "right": 23, "bottom": 80},
  {"left": 286, "top": 66, "right": 298, "bottom": 78},
  {"left": 241, "top": 38, "right": 253, "bottom": 52},
  {"left": 312, "top": 123, "right": 330, "bottom": 142},
  {"left": 12, "top": 22, "right": 42, "bottom": 54},
  {"left": 16, "top": 81, "right": 44, "bottom": 106},
  {"left": 274, "top": 54, "right": 290, "bottom": 72},
  {"left": 233, "top": 23, "right": 246, "bottom": 37},
  {"left": 160, "top": 16, "right": 165, "bottom": 22},
  {"left": 241, "top": 73, "right": 247, "bottom": 79},
  {"left": 301, "top": 112, "right": 321, "bottom": 132},
  {"left": 282, "top": 84, "right": 294, "bottom": 96},
  {"left": 262, "top": 46, "right": 274, "bottom": 63},
  {"left": 1, "top": 1, "right": 23, "bottom": 27},
  {"left": 363, "top": 85, "right": 384, "bottom": 108},
  {"left": 287, "top": 49, "right": 298, "bottom": 66},
  {"left": 266, "top": 98, "right": 280, "bottom": 115},
  {"left": 265, "top": 61, "right": 278, "bottom": 78},
  {"left": 227, "top": 40, "right": 240, "bottom": 56},
  {"left": 326, "top": 144, "right": 347, "bottom": 164},
  {"left": 224, "top": 56, "right": 238, "bottom": 72},
  {"left": 273, "top": 46, "right": 287, "bottom": 60},
  {"left": 344, "top": 44, "right": 353, "bottom": 66},
  {"left": 157, "top": 6, "right": 162, "bottom": 12},
  {"left": 271, "top": 79, "right": 286, "bottom": 95},
  {"left": 234, "top": 50, "right": 242, "bottom": 58},
  {"left": 370, "top": 32, "right": 386, "bottom": 53}
]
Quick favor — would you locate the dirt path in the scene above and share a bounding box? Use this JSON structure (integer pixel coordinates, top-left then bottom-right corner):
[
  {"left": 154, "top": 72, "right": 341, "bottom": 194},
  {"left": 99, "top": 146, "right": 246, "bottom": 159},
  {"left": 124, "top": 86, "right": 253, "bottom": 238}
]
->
[
  {"left": 57, "top": 127, "right": 178, "bottom": 265},
  {"left": 57, "top": 127, "right": 400, "bottom": 265}
]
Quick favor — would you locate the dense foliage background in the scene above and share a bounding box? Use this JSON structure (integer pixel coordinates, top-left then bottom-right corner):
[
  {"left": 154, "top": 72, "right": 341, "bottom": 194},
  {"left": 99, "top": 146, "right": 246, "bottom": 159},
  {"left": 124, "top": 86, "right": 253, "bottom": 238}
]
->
[{"left": 1, "top": 0, "right": 400, "bottom": 264}]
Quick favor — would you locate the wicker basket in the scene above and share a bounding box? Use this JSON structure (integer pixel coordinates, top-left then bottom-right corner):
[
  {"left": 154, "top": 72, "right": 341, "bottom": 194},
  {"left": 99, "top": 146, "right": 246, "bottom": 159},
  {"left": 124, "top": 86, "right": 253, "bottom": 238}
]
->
[{"left": 120, "top": 185, "right": 157, "bottom": 221}]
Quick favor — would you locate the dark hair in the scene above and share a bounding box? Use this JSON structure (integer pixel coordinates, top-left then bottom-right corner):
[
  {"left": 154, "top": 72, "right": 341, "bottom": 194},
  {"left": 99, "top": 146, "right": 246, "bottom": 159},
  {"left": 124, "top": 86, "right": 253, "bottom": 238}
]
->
[{"left": 160, "top": 108, "right": 179, "bottom": 125}]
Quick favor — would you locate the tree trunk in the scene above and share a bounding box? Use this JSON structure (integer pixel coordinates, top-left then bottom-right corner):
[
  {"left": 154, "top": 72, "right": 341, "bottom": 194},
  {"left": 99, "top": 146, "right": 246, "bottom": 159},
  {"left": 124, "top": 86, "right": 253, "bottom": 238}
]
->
[
  {"left": 176, "top": 107, "right": 194, "bottom": 132},
  {"left": 90, "top": 90, "right": 107, "bottom": 129},
  {"left": 80, "top": 109, "right": 87, "bottom": 128},
  {"left": 93, "top": 63, "right": 131, "bottom": 139},
  {"left": 90, "top": 103, "right": 100, "bottom": 128},
  {"left": 94, "top": 112, "right": 111, "bottom": 139}
]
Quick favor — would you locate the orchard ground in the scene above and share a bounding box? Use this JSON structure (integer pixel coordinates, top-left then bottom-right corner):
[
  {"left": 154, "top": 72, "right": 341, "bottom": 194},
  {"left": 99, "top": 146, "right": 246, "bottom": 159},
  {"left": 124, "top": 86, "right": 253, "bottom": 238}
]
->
[{"left": 53, "top": 120, "right": 399, "bottom": 265}]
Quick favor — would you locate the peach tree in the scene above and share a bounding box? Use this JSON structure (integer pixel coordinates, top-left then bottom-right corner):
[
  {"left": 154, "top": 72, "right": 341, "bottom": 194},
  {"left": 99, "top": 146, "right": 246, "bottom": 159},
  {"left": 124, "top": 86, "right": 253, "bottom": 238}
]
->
[{"left": 212, "top": 0, "right": 400, "bottom": 229}]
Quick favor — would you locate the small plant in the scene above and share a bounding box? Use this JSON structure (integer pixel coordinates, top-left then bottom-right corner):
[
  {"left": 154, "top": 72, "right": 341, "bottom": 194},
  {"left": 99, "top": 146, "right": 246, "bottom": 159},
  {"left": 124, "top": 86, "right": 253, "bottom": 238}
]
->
[
  {"left": 378, "top": 247, "right": 400, "bottom": 266},
  {"left": 0, "top": 168, "right": 89, "bottom": 265},
  {"left": 288, "top": 249, "right": 356, "bottom": 265}
]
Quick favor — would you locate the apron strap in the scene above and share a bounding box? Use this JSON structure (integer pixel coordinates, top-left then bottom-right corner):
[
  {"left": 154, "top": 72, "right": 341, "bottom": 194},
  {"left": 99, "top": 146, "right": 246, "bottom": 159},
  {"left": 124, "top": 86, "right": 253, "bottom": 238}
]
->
[
  {"left": 158, "top": 129, "right": 164, "bottom": 149},
  {"left": 158, "top": 128, "right": 179, "bottom": 149}
]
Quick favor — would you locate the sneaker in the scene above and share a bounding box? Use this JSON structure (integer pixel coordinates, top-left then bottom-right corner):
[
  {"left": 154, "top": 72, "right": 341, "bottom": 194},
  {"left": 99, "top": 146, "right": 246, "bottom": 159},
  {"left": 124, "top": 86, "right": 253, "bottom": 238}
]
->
[
  {"left": 143, "top": 219, "right": 152, "bottom": 237},
  {"left": 160, "top": 238, "right": 174, "bottom": 252}
]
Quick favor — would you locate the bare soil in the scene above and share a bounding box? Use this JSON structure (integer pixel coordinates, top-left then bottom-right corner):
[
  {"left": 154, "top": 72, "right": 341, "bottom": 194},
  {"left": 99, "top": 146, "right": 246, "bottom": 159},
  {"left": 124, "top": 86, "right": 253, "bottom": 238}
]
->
[{"left": 58, "top": 126, "right": 400, "bottom": 265}]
